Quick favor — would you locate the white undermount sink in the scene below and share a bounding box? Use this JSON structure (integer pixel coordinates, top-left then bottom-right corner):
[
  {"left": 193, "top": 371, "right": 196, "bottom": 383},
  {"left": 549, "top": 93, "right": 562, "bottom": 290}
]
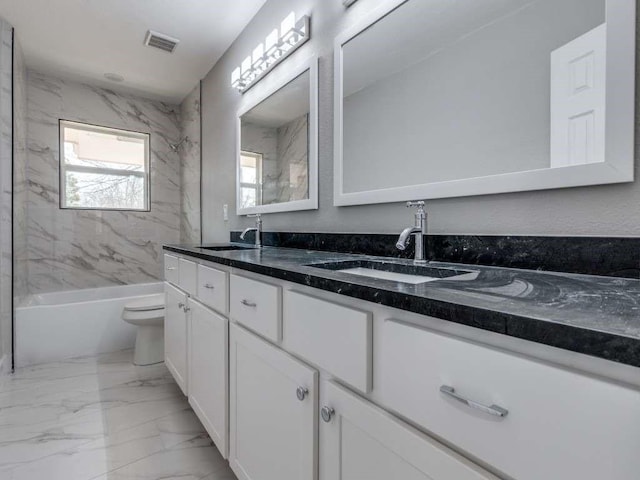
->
[{"left": 305, "top": 260, "right": 473, "bottom": 285}]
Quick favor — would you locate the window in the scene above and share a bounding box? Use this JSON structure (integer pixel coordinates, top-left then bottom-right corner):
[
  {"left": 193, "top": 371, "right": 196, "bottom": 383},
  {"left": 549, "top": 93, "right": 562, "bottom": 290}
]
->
[
  {"left": 239, "top": 151, "right": 263, "bottom": 209},
  {"left": 59, "top": 120, "right": 150, "bottom": 211}
]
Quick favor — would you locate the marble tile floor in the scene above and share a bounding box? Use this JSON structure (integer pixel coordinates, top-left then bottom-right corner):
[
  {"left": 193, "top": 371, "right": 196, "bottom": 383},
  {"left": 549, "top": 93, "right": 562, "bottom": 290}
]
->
[{"left": 0, "top": 350, "right": 236, "bottom": 480}]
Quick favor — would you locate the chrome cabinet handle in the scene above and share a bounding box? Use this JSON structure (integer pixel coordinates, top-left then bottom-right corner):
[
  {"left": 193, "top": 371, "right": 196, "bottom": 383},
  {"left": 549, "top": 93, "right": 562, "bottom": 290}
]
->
[
  {"left": 178, "top": 302, "right": 185, "bottom": 309},
  {"left": 241, "top": 299, "right": 257, "bottom": 308},
  {"left": 183, "top": 306, "right": 191, "bottom": 313},
  {"left": 166, "top": 266, "right": 176, "bottom": 270},
  {"left": 440, "top": 385, "right": 508, "bottom": 418},
  {"left": 296, "top": 386, "right": 309, "bottom": 401},
  {"left": 321, "top": 406, "right": 335, "bottom": 423},
  {"left": 204, "top": 283, "right": 215, "bottom": 289}
]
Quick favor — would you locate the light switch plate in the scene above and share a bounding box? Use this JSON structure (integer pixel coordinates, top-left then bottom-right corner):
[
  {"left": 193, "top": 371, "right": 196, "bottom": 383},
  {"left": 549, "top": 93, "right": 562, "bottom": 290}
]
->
[{"left": 223, "top": 204, "right": 228, "bottom": 221}]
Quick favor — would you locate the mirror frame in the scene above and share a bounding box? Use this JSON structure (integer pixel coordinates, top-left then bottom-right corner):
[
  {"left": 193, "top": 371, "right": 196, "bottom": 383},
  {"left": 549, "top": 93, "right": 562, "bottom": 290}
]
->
[
  {"left": 333, "top": 0, "right": 635, "bottom": 207},
  {"left": 236, "top": 57, "right": 319, "bottom": 215}
]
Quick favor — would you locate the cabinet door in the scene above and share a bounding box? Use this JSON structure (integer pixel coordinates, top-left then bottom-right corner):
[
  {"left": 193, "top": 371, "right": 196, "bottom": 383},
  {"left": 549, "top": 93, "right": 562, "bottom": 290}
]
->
[
  {"left": 164, "top": 282, "right": 188, "bottom": 395},
  {"left": 230, "top": 323, "right": 318, "bottom": 480},
  {"left": 320, "top": 381, "right": 497, "bottom": 480},
  {"left": 188, "top": 299, "right": 229, "bottom": 459}
]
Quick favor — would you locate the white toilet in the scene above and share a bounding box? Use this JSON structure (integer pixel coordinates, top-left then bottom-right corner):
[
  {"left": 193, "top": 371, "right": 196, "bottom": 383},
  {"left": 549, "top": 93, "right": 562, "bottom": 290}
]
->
[{"left": 122, "top": 294, "right": 165, "bottom": 366}]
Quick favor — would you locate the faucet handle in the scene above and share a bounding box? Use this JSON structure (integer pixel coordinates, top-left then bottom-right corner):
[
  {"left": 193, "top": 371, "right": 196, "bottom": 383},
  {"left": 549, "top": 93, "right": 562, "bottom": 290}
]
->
[{"left": 406, "top": 200, "right": 425, "bottom": 209}]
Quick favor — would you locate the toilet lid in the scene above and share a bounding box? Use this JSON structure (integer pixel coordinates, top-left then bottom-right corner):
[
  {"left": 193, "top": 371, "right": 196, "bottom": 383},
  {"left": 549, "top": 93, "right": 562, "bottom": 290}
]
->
[{"left": 124, "top": 294, "right": 165, "bottom": 312}]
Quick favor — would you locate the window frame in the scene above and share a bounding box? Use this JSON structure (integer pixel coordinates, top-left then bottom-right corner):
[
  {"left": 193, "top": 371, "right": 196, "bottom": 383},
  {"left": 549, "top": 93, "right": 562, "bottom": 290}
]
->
[
  {"left": 59, "top": 119, "right": 151, "bottom": 212},
  {"left": 239, "top": 150, "right": 263, "bottom": 209}
]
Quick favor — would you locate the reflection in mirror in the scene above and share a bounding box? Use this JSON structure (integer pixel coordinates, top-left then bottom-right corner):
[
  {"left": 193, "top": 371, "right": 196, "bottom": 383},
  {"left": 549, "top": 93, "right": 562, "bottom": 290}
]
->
[
  {"left": 335, "top": 0, "right": 634, "bottom": 205},
  {"left": 239, "top": 70, "right": 310, "bottom": 210}
]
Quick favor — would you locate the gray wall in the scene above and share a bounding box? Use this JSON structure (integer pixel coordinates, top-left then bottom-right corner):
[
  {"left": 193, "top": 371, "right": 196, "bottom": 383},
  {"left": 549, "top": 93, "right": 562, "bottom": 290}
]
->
[
  {"left": 22, "top": 70, "right": 182, "bottom": 294},
  {"left": 201, "top": 0, "right": 640, "bottom": 240}
]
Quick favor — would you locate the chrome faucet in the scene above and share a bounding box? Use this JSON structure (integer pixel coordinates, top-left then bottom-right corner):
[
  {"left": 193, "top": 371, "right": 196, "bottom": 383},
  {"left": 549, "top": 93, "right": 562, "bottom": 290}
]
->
[
  {"left": 240, "top": 214, "right": 263, "bottom": 247},
  {"left": 396, "top": 201, "right": 427, "bottom": 264}
]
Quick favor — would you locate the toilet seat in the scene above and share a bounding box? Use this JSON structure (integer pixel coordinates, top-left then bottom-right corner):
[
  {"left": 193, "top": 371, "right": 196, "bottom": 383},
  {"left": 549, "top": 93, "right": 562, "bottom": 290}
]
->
[{"left": 124, "top": 294, "right": 165, "bottom": 312}]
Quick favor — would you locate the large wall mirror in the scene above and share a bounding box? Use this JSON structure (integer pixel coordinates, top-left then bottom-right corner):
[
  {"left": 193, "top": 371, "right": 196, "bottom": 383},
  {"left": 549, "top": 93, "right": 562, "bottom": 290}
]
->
[
  {"left": 334, "top": 0, "right": 635, "bottom": 206},
  {"left": 237, "top": 59, "right": 318, "bottom": 215}
]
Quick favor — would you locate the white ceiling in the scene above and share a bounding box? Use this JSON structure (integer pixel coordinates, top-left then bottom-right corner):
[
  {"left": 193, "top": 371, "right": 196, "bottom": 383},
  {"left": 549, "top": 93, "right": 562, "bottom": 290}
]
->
[{"left": 0, "top": 0, "right": 267, "bottom": 104}]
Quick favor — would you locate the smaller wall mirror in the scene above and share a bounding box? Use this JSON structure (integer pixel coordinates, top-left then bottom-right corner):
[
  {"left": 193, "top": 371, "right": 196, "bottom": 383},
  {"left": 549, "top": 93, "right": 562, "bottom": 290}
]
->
[{"left": 237, "top": 59, "right": 318, "bottom": 215}]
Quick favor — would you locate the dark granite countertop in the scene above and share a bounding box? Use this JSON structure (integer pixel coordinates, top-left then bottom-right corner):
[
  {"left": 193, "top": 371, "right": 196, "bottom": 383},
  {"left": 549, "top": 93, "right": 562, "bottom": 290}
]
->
[{"left": 163, "top": 243, "right": 640, "bottom": 368}]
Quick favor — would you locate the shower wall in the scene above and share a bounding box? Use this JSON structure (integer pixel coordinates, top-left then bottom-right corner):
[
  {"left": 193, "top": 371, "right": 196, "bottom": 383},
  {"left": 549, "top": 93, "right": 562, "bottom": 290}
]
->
[
  {"left": 0, "top": 18, "right": 13, "bottom": 372},
  {"left": 179, "top": 83, "right": 201, "bottom": 244}
]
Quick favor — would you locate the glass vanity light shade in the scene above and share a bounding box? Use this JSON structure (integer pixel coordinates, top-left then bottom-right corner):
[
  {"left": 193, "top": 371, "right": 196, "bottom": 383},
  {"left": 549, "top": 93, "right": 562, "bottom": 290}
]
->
[
  {"left": 231, "top": 67, "right": 243, "bottom": 89},
  {"left": 252, "top": 44, "right": 266, "bottom": 72},
  {"left": 280, "top": 12, "right": 296, "bottom": 48},
  {"left": 241, "top": 55, "right": 254, "bottom": 82},
  {"left": 231, "top": 14, "right": 311, "bottom": 93},
  {"left": 264, "top": 28, "right": 282, "bottom": 65},
  {"left": 281, "top": 15, "right": 308, "bottom": 47}
]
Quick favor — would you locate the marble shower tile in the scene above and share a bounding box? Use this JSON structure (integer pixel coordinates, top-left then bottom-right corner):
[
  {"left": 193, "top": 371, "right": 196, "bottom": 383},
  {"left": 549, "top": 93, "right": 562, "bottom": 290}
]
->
[
  {"left": 0, "top": 18, "right": 12, "bottom": 364},
  {"left": 12, "top": 34, "right": 29, "bottom": 302},
  {"left": 180, "top": 84, "right": 201, "bottom": 244},
  {"left": 24, "top": 71, "right": 183, "bottom": 294}
]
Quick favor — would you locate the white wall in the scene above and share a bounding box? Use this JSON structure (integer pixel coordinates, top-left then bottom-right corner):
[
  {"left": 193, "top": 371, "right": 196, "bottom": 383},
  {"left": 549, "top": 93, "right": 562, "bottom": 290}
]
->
[{"left": 201, "top": 0, "right": 640, "bottom": 239}]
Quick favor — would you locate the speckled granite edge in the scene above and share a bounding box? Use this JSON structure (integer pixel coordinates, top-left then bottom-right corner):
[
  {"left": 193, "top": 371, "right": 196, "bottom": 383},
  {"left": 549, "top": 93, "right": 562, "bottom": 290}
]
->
[
  {"left": 164, "top": 244, "right": 640, "bottom": 368},
  {"left": 230, "top": 232, "right": 640, "bottom": 279}
]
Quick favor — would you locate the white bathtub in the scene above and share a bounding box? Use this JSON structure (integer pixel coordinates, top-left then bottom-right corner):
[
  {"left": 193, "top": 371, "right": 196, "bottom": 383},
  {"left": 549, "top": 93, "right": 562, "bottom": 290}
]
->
[{"left": 15, "top": 282, "right": 164, "bottom": 367}]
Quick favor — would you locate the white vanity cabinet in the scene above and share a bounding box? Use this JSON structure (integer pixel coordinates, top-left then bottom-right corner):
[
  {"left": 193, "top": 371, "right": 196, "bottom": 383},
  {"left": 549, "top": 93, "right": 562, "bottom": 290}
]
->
[
  {"left": 164, "top": 282, "right": 189, "bottom": 395},
  {"left": 197, "top": 264, "right": 228, "bottom": 315},
  {"left": 163, "top": 254, "right": 179, "bottom": 285},
  {"left": 378, "top": 320, "right": 640, "bottom": 480},
  {"left": 230, "top": 273, "right": 282, "bottom": 343},
  {"left": 188, "top": 298, "right": 229, "bottom": 459},
  {"left": 164, "top": 250, "right": 640, "bottom": 480},
  {"left": 319, "top": 380, "right": 497, "bottom": 480},
  {"left": 178, "top": 258, "right": 197, "bottom": 295},
  {"left": 229, "top": 323, "right": 318, "bottom": 480}
]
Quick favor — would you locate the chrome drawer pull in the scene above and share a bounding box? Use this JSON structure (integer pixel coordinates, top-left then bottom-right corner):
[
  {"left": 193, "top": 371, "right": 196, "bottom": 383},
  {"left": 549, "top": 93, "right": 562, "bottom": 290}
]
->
[
  {"left": 440, "top": 385, "right": 508, "bottom": 418},
  {"left": 166, "top": 266, "right": 176, "bottom": 271},
  {"left": 321, "top": 406, "right": 335, "bottom": 423},
  {"left": 241, "top": 299, "right": 257, "bottom": 308},
  {"left": 204, "top": 283, "right": 215, "bottom": 289},
  {"left": 296, "top": 386, "right": 309, "bottom": 401}
]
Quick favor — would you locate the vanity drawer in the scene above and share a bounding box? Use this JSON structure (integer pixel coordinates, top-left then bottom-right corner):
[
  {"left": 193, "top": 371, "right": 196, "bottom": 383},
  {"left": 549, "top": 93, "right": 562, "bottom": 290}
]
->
[
  {"left": 178, "top": 258, "right": 197, "bottom": 295},
  {"left": 284, "top": 291, "right": 372, "bottom": 393},
  {"left": 379, "top": 320, "right": 640, "bottom": 480},
  {"left": 230, "top": 274, "right": 281, "bottom": 342},
  {"left": 197, "top": 264, "right": 228, "bottom": 315},
  {"left": 164, "top": 254, "right": 179, "bottom": 284}
]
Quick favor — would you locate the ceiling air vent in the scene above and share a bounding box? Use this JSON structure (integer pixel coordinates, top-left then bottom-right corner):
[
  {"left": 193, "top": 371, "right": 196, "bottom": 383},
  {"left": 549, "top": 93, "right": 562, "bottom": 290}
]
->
[{"left": 144, "top": 30, "right": 179, "bottom": 53}]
